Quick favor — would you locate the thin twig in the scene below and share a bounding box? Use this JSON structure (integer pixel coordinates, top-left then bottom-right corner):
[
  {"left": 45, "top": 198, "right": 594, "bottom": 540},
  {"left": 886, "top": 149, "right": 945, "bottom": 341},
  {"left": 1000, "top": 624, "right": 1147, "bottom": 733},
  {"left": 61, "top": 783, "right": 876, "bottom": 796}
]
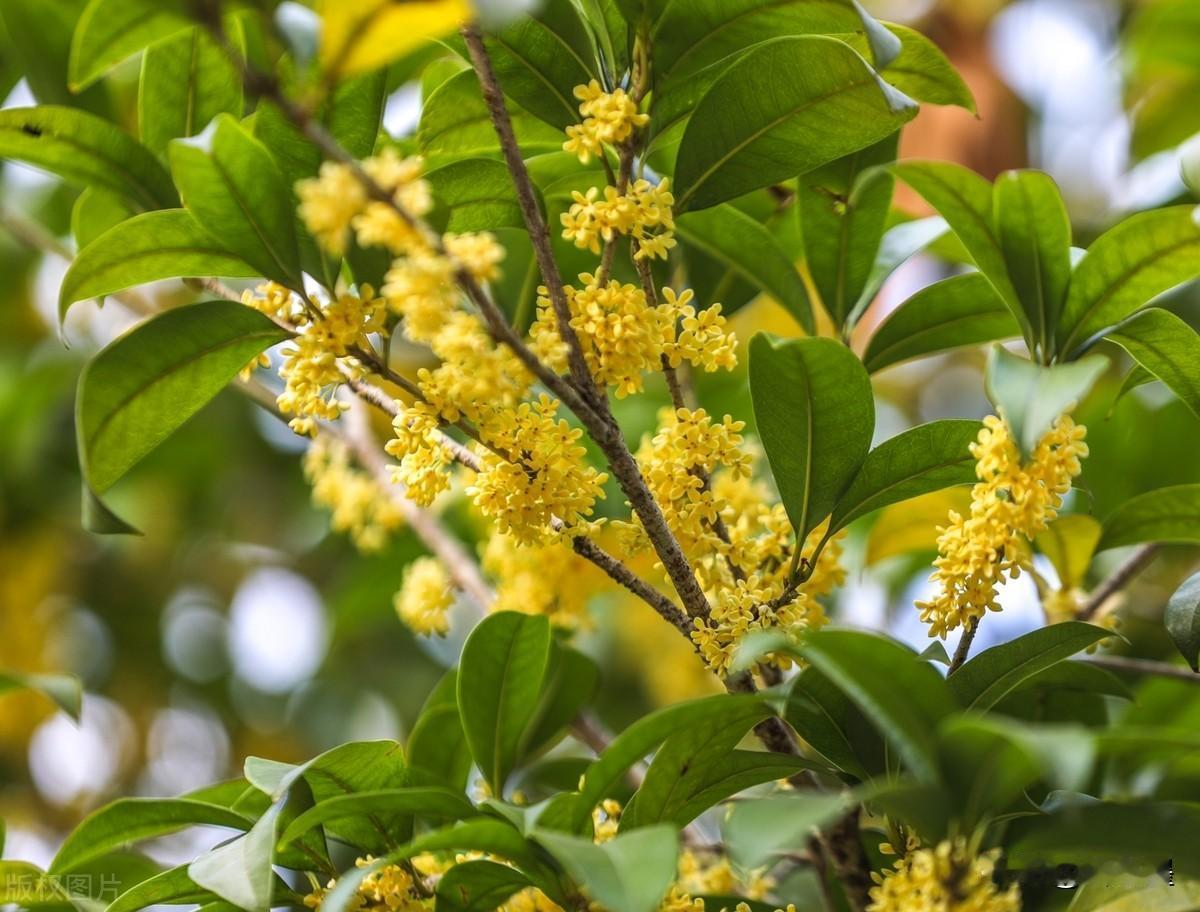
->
[
  {"left": 1084, "top": 655, "right": 1199, "bottom": 682},
  {"left": 1078, "top": 544, "right": 1159, "bottom": 621},
  {"left": 948, "top": 616, "right": 981, "bottom": 673}
]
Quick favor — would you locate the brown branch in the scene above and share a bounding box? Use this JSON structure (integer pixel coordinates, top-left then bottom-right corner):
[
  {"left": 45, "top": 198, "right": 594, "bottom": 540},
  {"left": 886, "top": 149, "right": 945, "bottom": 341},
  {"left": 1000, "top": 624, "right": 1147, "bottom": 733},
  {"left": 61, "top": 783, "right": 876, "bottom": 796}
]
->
[
  {"left": 1078, "top": 544, "right": 1159, "bottom": 621},
  {"left": 948, "top": 616, "right": 981, "bottom": 673},
  {"left": 1083, "top": 655, "right": 1199, "bottom": 682}
]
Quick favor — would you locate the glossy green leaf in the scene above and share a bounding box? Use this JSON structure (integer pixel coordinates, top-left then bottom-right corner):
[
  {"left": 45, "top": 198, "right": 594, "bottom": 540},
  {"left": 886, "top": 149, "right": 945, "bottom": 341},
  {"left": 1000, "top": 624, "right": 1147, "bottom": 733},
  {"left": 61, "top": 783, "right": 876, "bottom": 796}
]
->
[
  {"left": 188, "top": 803, "right": 278, "bottom": 912},
  {"left": 749, "top": 334, "right": 874, "bottom": 540},
  {"left": 652, "top": 0, "right": 899, "bottom": 90},
  {"left": 418, "top": 69, "right": 563, "bottom": 159},
  {"left": 60, "top": 209, "right": 258, "bottom": 322},
  {"left": 844, "top": 23, "right": 975, "bottom": 112},
  {"left": 451, "top": 3, "right": 597, "bottom": 130},
  {"left": 0, "top": 0, "right": 110, "bottom": 112},
  {"left": 571, "top": 693, "right": 766, "bottom": 832},
  {"left": 863, "top": 272, "right": 1019, "bottom": 373},
  {"left": 673, "top": 36, "right": 917, "bottom": 212},
  {"left": 948, "top": 622, "right": 1115, "bottom": 710},
  {"left": 1007, "top": 802, "right": 1200, "bottom": 873},
  {"left": 994, "top": 169, "right": 1072, "bottom": 357},
  {"left": 535, "top": 826, "right": 678, "bottom": 912},
  {"left": 936, "top": 716, "right": 1042, "bottom": 827},
  {"left": 0, "top": 861, "right": 70, "bottom": 906},
  {"left": 1001, "top": 661, "right": 1132, "bottom": 705},
  {"left": 169, "top": 115, "right": 301, "bottom": 286},
  {"left": 76, "top": 301, "right": 288, "bottom": 494},
  {"left": 799, "top": 629, "right": 955, "bottom": 783},
  {"left": 426, "top": 158, "right": 527, "bottom": 234},
  {"left": 830, "top": 419, "right": 981, "bottom": 532},
  {"left": 106, "top": 864, "right": 212, "bottom": 912},
  {"left": 458, "top": 612, "right": 553, "bottom": 793},
  {"left": 0, "top": 106, "right": 176, "bottom": 210},
  {"left": 69, "top": 0, "right": 191, "bottom": 90},
  {"left": 1165, "top": 571, "right": 1200, "bottom": 672},
  {"left": 798, "top": 133, "right": 897, "bottom": 328},
  {"left": 1035, "top": 515, "right": 1103, "bottom": 591},
  {"left": 520, "top": 644, "right": 600, "bottom": 761},
  {"left": 722, "top": 793, "right": 850, "bottom": 870},
  {"left": 985, "top": 345, "right": 1107, "bottom": 458},
  {"left": 1057, "top": 206, "right": 1200, "bottom": 358},
  {"left": 51, "top": 799, "right": 251, "bottom": 873},
  {"left": 71, "top": 187, "right": 135, "bottom": 250},
  {"left": 435, "top": 860, "right": 532, "bottom": 912},
  {"left": 139, "top": 26, "right": 242, "bottom": 157},
  {"left": 277, "top": 788, "right": 476, "bottom": 850},
  {"left": 849, "top": 215, "right": 948, "bottom": 324},
  {"left": 1098, "top": 484, "right": 1200, "bottom": 550},
  {"left": 1106, "top": 307, "right": 1200, "bottom": 420},
  {"left": 0, "top": 670, "right": 82, "bottom": 720},
  {"left": 675, "top": 205, "right": 813, "bottom": 333},
  {"left": 409, "top": 670, "right": 473, "bottom": 791}
]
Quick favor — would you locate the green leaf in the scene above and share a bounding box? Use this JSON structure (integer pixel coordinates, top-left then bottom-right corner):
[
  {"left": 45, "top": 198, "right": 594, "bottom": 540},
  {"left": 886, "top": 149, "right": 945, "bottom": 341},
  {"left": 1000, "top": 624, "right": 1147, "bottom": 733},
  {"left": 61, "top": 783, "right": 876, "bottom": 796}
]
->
[
  {"left": 0, "top": 106, "right": 176, "bottom": 210},
  {"left": 60, "top": 209, "right": 259, "bottom": 322},
  {"left": 0, "top": 861, "right": 70, "bottom": 906},
  {"left": 69, "top": 0, "right": 191, "bottom": 90},
  {"left": 1067, "top": 870, "right": 1200, "bottom": 912},
  {"left": 106, "top": 865, "right": 212, "bottom": 912},
  {"left": 675, "top": 205, "right": 813, "bottom": 333},
  {"left": 652, "top": 0, "right": 900, "bottom": 90},
  {"left": 749, "top": 334, "right": 874, "bottom": 540},
  {"left": 786, "top": 667, "right": 872, "bottom": 780},
  {"left": 169, "top": 115, "right": 301, "bottom": 286},
  {"left": 998, "top": 661, "right": 1133, "bottom": 706},
  {"left": 799, "top": 629, "right": 955, "bottom": 783},
  {"left": 798, "top": 133, "right": 898, "bottom": 328},
  {"left": 862, "top": 272, "right": 1019, "bottom": 373},
  {"left": 457, "top": 612, "right": 553, "bottom": 794},
  {"left": 1057, "top": 206, "right": 1200, "bottom": 358},
  {"left": 948, "top": 622, "right": 1115, "bottom": 710},
  {"left": 936, "top": 715, "right": 1042, "bottom": 827},
  {"left": 71, "top": 187, "right": 135, "bottom": 250},
  {"left": 849, "top": 215, "right": 947, "bottom": 324},
  {"left": 139, "top": 26, "right": 242, "bottom": 157},
  {"left": 851, "top": 23, "right": 974, "bottom": 112},
  {"left": 993, "top": 169, "right": 1072, "bottom": 358},
  {"left": 188, "top": 803, "right": 278, "bottom": 912},
  {"left": 984, "top": 345, "right": 1107, "bottom": 458},
  {"left": 722, "top": 793, "right": 850, "bottom": 870},
  {"left": 535, "top": 826, "right": 678, "bottom": 912},
  {"left": 418, "top": 69, "right": 564, "bottom": 160},
  {"left": 51, "top": 799, "right": 251, "bottom": 874},
  {"left": 1035, "top": 515, "right": 1103, "bottom": 591},
  {"left": 0, "top": 670, "right": 82, "bottom": 720},
  {"left": 277, "top": 788, "right": 476, "bottom": 851},
  {"left": 673, "top": 36, "right": 916, "bottom": 212},
  {"left": 409, "top": 670, "right": 473, "bottom": 791},
  {"left": 0, "top": 0, "right": 111, "bottom": 113},
  {"left": 572, "top": 694, "right": 766, "bottom": 832},
  {"left": 82, "top": 484, "right": 141, "bottom": 536},
  {"left": 519, "top": 644, "right": 600, "bottom": 761},
  {"left": 829, "top": 419, "right": 981, "bottom": 532},
  {"left": 1098, "top": 484, "right": 1200, "bottom": 551},
  {"left": 76, "top": 301, "right": 289, "bottom": 494},
  {"left": 451, "top": 4, "right": 597, "bottom": 130},
  {"left": 877, "top": 161, "right": 1020, "bottom": 323},
  {"left": 1106, "top": 308, "right": 1200, "bottom": 420},
  {"left": 426, "top": 158, "right": 527, "bottom": 234},
  {"left": 621, "top": 700, "right": 774, "bottom": 829},
  {"left": 1007, "top": 802, "right": 1200, "bottom": 873},
  {"left": 1165, "top": 571, "right": 1200, "bottom": 672},
  {"left": 435, "top": 860, "right": 532, "bottom": 912}
]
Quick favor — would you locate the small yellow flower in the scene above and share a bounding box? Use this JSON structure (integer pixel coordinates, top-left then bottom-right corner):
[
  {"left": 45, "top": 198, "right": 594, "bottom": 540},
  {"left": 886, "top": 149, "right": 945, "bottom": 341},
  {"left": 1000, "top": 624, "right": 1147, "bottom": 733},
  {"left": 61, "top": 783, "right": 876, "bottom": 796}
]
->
[
  {"left": 304, "top": 437, "right": 405, "bottom": 552},
  {"left": 394, "top": 556, "right": 455, "bottom": 637},
  {"left": 868, "top": 839, "right": 1020, "bottom": 912},
  {"left": 562, "top": 80, "right": 648, "bottom": 163}
]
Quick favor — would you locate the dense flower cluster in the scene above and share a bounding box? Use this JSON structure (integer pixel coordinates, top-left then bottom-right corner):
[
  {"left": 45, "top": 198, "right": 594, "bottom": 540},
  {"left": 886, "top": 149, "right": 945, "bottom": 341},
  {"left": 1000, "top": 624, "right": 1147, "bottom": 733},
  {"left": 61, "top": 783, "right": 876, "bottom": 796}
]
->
[
  {"left": 868, "top": 839, "right": 1020, "bottom": 912},
  {"left": 385, "top": 401, "right": 456, "bottom": 507},
  {"left": 481, "top": 530, "right": 598, "bottom": 628},
  {"left": 303, "top": 437, "right": 405, "bottom": 552},
  {"left": 304, "top": 856, "right": 431, "bottom": 912},
  {"left": 560, "top": 178, "right": 676, "bottom": 260},
  {"left": 394, "top": 556, "right": 454, "bottom": 637},
  {"left": 562, "top": 79, "right": 648, "bottom": 163},
  {"left": 917, "top": 413, "right": 1089, "bottom": 638}
]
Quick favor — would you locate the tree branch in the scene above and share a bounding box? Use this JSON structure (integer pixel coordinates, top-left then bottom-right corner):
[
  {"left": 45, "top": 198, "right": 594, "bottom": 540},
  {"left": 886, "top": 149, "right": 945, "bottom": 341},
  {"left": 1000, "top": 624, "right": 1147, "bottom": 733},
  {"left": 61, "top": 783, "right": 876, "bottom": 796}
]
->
[{"left": 1078, "top": 544, "right": 1159, "bottom": 621}]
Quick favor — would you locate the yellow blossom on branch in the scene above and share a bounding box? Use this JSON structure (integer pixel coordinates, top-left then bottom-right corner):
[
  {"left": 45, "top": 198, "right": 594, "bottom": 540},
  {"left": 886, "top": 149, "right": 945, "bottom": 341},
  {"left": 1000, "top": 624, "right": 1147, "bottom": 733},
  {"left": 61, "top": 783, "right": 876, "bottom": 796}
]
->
[
  {"left": 394, "top": 556, "right": 455, "bottom": 637},
  {"left": 562, "top": 79, "right": 648, "bottom": 163},
  {"left": 304, "top": 437, "right": 405, "bottom": 552},
  {"left": 867, "top": 839, "right": 1020, "bottom": 912}
]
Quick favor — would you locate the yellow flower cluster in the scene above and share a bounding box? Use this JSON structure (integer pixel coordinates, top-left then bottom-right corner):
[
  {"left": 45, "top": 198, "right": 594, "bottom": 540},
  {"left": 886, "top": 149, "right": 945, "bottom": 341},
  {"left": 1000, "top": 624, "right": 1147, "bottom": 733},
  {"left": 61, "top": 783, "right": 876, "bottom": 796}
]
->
[
  {"left": 481, "top": 530, "right": 598, "bottom": 628},
  {"left": 532, "top": 282, "right": 737, "bottom": 399},
  {"left": 563, "top": 79, "right": 648, "bottom": 163},
  {"left": 385, "top": 402, "right": 456, "bottom": 507},
  {"left": 274, "top": 286, "right": 388, "bottom": 437},
  {"left": 916, "top": 414, "right": 1089, "bottom": 638},
  {"left": 394, "top": 556, "right": 454, "bottom": 637},
  {"left": 303, "top": 437, "right": 405, "bottom": 552},
  {"left": 303, "top": 857, "right": 431, "bottom": 912},
  {"left": 560, "top": 178, "right": 676, "bottom": 260},
  {"left": 468, "top": 396, "right": 608, "bottom": 544},
  {"left": 868, "top": 840, "right": 1020, "bottom": 912}
]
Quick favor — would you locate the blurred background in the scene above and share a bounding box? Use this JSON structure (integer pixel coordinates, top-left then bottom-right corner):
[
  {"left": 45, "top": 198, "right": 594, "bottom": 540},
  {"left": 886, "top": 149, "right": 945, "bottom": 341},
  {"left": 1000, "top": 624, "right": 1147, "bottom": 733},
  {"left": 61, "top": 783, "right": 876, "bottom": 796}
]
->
[{"left": 2, "top": 0, "right": 1200, "bottom": 866}]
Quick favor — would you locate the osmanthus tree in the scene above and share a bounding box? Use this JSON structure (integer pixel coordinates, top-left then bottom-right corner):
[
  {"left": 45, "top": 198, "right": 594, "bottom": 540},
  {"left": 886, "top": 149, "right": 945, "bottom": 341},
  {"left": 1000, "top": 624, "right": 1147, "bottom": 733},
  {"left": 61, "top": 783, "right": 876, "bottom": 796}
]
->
[{"left": 3, "top": 0, "right": 1200, "bottom": 910}]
